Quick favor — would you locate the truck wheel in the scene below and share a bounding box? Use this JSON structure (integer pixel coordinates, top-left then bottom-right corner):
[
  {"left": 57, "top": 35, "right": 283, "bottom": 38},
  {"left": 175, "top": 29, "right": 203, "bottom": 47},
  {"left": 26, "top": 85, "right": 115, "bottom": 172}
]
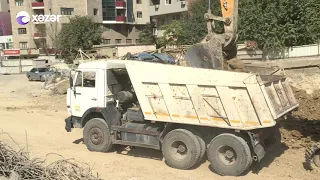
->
[
  {"left": 207, "top": 133, "right": 252, "bottom": 176},
  {"left": 162, "top": 129, "right": 200, "bottom": 170},
  {"left": 188, "top": 129, "right": 206, "bottom": 165},
  {"left": 83, "top": 118, "right": 113, "bottom": 152}
]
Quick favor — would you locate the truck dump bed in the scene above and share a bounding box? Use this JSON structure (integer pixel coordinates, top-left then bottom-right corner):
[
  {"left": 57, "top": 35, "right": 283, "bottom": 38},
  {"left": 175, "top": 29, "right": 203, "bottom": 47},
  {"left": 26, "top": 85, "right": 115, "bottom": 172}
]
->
[{"left": 124, "top": 62, "right": 299, "bottom": 130}]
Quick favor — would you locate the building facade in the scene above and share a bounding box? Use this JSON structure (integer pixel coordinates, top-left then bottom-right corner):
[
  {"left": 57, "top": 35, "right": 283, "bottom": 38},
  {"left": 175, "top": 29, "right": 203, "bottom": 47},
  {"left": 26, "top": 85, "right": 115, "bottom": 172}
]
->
[
  {"left": 9, "top": 0, "right": 149, "bottom": 50},
  {"left": 0, "top": 0, "right": 10, "bottom": 12},
  {"left": 149, "top": 0, "right": 193, "bottom": 37}
]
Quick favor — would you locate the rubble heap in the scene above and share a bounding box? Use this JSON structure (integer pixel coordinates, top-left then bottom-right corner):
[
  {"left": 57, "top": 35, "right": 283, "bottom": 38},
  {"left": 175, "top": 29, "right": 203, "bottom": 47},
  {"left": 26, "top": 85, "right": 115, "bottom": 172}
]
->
[
  {"left": 42, "top": 63, "right": 72, "bottom": 95},
  {"left": 0, "top": 141, "right": 101, "bottom": 180}
]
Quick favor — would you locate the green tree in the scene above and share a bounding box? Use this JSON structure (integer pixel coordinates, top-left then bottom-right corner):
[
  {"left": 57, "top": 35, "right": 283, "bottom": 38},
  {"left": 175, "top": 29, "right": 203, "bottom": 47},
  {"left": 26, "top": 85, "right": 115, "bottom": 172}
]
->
[
  {"left": 139, "top": 22, "right": 156, "bottom": 44},
  {"left": 56, "top": 16, "right": 102, "bottom": 55},
  {"left": 158, "top": 0, "right": 320, "bottom": 53},
  {"left": 156, "top": 20, "right": 184, "bottom": 47}
]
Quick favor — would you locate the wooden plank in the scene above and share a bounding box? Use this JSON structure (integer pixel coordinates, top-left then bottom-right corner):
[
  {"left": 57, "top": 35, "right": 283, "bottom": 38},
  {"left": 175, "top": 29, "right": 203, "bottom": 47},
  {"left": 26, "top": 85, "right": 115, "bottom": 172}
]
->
[{"left": 216, "top": 86, "right": 242, "bottom": 127}]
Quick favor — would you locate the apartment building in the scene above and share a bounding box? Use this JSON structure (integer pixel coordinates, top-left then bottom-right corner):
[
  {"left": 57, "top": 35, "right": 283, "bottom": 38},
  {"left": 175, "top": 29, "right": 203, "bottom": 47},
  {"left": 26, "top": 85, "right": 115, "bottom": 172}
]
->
[
  {"left": 9, "top": 0, "right": 149, "bottom": 50},
  {"left": 0, "top": 0, "right": 10, "bottom": 12},
  {"left": 149, "top": 0, "right": 193, "bottom": 37}
]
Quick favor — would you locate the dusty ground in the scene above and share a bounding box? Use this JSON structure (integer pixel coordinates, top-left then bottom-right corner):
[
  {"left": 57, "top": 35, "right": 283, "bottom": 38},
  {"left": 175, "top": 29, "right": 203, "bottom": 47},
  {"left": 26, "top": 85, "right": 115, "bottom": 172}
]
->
[{"left": 0, "top": 74, "right": 320, "bottom": 180}]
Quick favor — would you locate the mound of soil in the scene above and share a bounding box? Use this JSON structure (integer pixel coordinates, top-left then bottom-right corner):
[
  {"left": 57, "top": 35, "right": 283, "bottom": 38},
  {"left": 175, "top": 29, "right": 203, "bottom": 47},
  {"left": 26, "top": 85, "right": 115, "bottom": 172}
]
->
[
  {"left": 280, "top": 119, "right": 320, "bottom": 149},
  {"left": 291, "top": 87, "right": 320, "bottom": 121}
]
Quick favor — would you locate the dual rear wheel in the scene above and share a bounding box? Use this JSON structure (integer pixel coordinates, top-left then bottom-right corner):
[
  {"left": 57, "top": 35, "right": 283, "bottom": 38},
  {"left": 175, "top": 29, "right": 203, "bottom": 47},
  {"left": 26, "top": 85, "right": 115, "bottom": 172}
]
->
[
  {"left": 82, "top": 119, "right": 254, "bottom": 176},
  {"left": 162, "top": 130, "right": 252, "bottom": 176}
]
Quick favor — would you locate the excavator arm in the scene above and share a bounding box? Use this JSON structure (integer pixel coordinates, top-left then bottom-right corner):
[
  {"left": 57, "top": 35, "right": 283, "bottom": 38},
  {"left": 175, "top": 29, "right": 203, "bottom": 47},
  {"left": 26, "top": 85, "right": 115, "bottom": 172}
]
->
[{"left": 185, "top": 0, "right": 239, "bottom": 69}]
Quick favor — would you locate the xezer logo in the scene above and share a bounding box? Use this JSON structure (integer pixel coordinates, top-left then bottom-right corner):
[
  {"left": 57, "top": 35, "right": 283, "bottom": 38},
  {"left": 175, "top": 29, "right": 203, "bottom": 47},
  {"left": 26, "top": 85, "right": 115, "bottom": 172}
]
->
[{"left": 16, "top": 11, "right": 61, "bottom": 25}]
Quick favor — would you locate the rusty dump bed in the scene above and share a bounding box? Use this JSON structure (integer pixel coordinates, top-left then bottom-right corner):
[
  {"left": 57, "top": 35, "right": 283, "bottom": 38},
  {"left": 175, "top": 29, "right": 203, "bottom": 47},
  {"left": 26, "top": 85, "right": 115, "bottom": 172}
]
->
[{"left": 123, "top": 61, "right": 299, "bottom": 130}]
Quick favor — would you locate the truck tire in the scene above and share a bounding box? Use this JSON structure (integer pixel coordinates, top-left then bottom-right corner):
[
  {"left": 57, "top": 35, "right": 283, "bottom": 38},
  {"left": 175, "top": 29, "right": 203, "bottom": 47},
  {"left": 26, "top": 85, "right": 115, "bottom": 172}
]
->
[
  {"left": 162, "top": 129, "right": 201, "bottom": 170},
  {"left": 207, "top": 133, "right": 252, "bottom": 176},
  {"left": 83, "top": 118, "right": 113, "bottom": 152},
  {"left": 188, "top": 129, "right": 206, "bottom": 165}
]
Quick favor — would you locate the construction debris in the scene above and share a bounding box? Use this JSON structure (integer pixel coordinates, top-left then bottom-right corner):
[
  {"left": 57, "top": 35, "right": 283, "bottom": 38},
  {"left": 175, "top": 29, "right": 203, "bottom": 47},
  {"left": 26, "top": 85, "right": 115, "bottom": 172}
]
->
[
  {"left": 42, "top": 63, "right": 71, "bottom": 95},
  {"left": 0, "top": 141, "right": 101, "bottom": 180}
]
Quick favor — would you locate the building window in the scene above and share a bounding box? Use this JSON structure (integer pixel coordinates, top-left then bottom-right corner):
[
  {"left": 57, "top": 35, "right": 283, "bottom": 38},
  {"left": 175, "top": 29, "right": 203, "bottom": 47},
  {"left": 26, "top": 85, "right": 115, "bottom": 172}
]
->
[
  {"left": 137, "top": 11, "right": 142, "bottom": 18},
  {"left": 61, "top": 8, "right": 74, "bottom": 15},
  {"left": 165, "top": 0, "right": 171, "bottom": 5},
  {"left": 136, "top": 0, "right": 142, "bottom": 4},
  {"left": 159, "top": 19, "right": 165, "bottom": 26},
  {"left": 18, "top": 28, "right": 27, "bottom": 34},
  {"left": 19, "top": 42, "right": 28, "bottom": 49},
  {"left": 136, "top": 39, "right": 140, "bottom": 44},
  {"left": 102, "top": 39, "right": 111, "bottom": 44},
  {"left": 115, "top": 39, "right": 122, "bottom": 44},
  {"left": 126, "top": 39, "right": 132, "bottom": 44},
  {"left": 15, "top": 0, "right": 23, "bottom": 6},
  {"left": 173, "top": 15, "right": 180, "bottom": 20},
  {"left": 93, "top": 8, "right": 98, "bottom": 16}
]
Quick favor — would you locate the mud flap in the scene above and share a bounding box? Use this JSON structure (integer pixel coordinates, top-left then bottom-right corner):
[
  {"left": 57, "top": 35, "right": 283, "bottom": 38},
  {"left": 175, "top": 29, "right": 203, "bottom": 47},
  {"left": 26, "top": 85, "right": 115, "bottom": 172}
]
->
[
  {"left": 65, "top": 116, "right": 72, "bottom": 132},
  {"left": 247, "top": 126, "right": 281, "bottom": 162}
]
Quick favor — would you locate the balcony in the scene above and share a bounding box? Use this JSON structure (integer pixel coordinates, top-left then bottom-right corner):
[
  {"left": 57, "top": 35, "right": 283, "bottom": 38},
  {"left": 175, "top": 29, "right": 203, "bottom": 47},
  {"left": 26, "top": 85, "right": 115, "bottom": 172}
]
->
[
  {"left": 116, "top": 1, "right": 126, "bottom": 9},
  {"left": 32, "top": 2, "right": 44, "bottom": 9},
  {"left": 34, "top": 32, "right": 46, "bottom": 39},
  {"left": 116, "top": 16, "right": 126, "bottom": 22}
]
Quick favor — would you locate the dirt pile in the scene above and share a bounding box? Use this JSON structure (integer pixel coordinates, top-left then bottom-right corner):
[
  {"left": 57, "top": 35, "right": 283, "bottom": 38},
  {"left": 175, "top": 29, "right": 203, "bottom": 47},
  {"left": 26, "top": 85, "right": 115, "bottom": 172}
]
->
[
  {"left": 291, "top": 88, "right": 320, "bottom": 121},
  {"left": 280, "top": 120, "right": 320, "bottom": 149},
  {"left": 279, "top": 87, "right": 320, "bottom": 149}
]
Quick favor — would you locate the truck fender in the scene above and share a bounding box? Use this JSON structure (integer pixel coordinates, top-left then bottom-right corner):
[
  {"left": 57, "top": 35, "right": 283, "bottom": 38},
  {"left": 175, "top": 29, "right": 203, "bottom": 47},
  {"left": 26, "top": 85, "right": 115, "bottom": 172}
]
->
[{"left": 80, "top": 104, "right": 121, "bottom": 128}]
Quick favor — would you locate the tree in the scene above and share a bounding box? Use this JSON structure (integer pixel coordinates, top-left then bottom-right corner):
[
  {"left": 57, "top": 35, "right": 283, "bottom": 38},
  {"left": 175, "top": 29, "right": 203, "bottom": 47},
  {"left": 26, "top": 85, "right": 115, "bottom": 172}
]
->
[
  {"left": 156, "top": 20, "right": 184, "bottom": 47},
  {"left": 34, "top": 22, "right": 59, "bottom": 55},
  {"left": 139, "top": 22, "right": 156, "bottom": 44},
  {"left": 56, "top": 16, "right": 102, "bottom": 55},
  {"left": 158, "top": 0, "right": 320, "bottom": 53}
]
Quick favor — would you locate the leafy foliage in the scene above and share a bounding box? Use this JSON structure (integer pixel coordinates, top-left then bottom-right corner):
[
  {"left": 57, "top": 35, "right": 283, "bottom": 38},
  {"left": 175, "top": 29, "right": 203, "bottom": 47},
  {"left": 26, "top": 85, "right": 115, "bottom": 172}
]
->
[
  {"left": 56, "top": 16, "right": 102, "bottom": 52},
  {"left": 139, "top": 22, "right": 156, "bottom": 44},
  {"left": 158, "top": 0, "right": 320, "bottom": 52}
]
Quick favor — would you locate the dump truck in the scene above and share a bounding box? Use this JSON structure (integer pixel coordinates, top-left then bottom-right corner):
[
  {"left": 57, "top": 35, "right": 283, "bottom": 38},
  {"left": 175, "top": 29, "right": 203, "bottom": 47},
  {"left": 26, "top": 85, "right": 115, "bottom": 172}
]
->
[{"left": 65, "top": 59, "right": 299, "bottom": 176}]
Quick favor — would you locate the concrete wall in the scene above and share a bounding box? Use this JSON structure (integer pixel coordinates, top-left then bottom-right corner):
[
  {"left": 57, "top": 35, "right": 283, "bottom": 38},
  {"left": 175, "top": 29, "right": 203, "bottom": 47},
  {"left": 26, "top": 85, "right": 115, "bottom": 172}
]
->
[
  {"left": 101, "top": 24, "right": 142, "bottom": 44},
  {"left": 116, "top": 44, "right": 156, "bottom": 56},
  {"left": 149, "top": 0, "right": 188, "bottom": 16},
  {"left": 0, "top": 0, "right": 9, "bottom": 12},
  {"left": 87, "top": 0, "right": 103, "bottom": 23},
  {"left": 0, "top": 59, "right": 33, "bottom": 74},
  {"left": 133, "top": 0, "right": 150, "bottom": 24},
  {"left": 264, "top": 44, "right": 320, "bottom": 60}
]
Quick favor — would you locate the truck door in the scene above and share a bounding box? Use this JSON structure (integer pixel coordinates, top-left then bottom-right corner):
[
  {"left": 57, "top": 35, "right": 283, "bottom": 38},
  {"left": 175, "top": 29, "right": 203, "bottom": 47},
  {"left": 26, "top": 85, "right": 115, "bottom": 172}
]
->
[{"left": 70, "top": 70, "right": 98, "bottom": 117}]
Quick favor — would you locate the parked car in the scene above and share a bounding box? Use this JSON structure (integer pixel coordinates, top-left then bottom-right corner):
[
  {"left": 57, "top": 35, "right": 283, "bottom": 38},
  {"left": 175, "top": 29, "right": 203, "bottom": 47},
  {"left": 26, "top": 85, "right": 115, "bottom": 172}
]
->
[{"left": 26, "top": 67, "right": 56, "bottom": 81}]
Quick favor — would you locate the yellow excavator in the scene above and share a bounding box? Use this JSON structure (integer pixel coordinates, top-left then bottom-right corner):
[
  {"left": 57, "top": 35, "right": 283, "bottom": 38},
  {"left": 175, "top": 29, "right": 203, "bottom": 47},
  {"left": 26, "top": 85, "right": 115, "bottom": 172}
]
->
[
  {"left": 185, "top": 0, "right": 239, "bottom": 70},
  {"left": 185, "top": 0, "right": 320, "bottom": 173}
]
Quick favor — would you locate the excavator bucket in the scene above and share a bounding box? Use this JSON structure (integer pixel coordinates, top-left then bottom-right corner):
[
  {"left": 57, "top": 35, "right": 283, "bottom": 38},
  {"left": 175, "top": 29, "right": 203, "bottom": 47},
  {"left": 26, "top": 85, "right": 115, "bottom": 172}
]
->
[{"left": 185, "top": 37, "right": 225, "bottom": 70}]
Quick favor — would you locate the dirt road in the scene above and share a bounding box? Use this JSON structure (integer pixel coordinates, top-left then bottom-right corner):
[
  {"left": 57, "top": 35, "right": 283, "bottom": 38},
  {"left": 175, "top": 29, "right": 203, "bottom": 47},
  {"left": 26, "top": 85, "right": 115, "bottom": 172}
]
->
[{"left": 0, "top": 74, "right": 319, "bottom": 180}]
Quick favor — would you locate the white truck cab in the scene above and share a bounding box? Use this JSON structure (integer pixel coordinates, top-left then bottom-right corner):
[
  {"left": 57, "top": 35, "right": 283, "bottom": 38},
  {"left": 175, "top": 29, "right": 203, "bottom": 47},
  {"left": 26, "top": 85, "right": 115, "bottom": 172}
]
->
[{"left": 65, "top": 59, "right": 298, "bottom": 176}]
